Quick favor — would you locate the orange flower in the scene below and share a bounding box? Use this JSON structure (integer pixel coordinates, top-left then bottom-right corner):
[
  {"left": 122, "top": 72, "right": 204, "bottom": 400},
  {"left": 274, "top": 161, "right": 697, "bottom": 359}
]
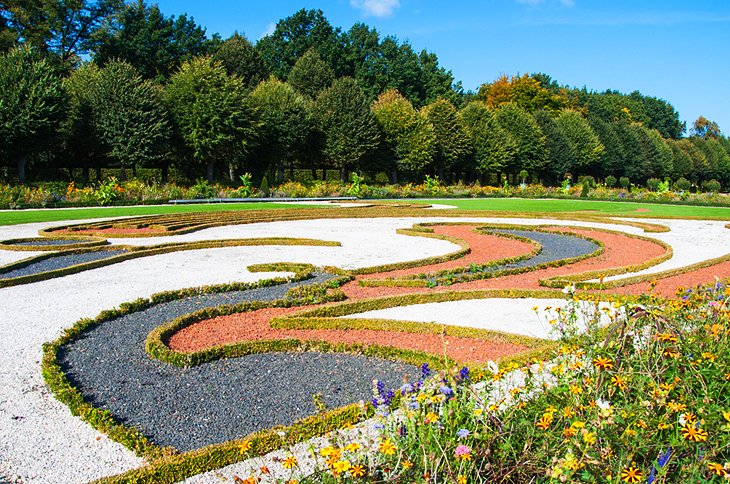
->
[
  {"left": 708, "top": 462, "right": 729, "bottom": 477},
  {"left": 681, "top": 423, "right": 708, "bottom": 442},
  {"left": 536, "top": 413, "right": 554, "bottom": 430},
  {"left": 378, "top": 439, "right": 397, "bottom": 455},
  {"left": 657, "top": 333, "right": 678, "bottom": 343},
  {"left": 350, "top": 464, "right": 366, "bottom": 478},
  {"left": 282, "top": 455, "right": 298, "bottom": 469},
  {"left": 593, "top": 356, "right": 614, "bottom": 370},
  {"left": 611, "top": 375, "right": 627, "bottom": 390},
  {"left": 620, "top": 464, "right": 644, "bottom": 483}
]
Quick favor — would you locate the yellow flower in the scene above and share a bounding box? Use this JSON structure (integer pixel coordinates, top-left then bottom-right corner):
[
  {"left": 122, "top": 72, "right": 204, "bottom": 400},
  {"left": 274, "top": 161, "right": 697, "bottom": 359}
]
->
[
  {"left": 666, "top": 401, "right": 687, "bottom": 412},
  {"left": 350, "top": 464, "right": 366, "bottom": 478},
  {"left": 282, "top": 455, "right": 298, "bottom": 469},
  {"left": 320, "top": 446, "right": 337, "bottom": 457},
  {"left": 562, "top": 426, "right": 577, "bottom": 438},
  {"left": 593, "top": 356, "right": 614, "bottom": 370},
  {"left": 571, "top": 420, "right": 586, "bottom": 429},
  {"left": 378, "top": 438, "right": 397, "bottom": 455},
  {"left": 702, "top": 352, "right": 717, "bottom": 362},
  {"left": 569, "top": 384, "right": 583, "bottom": 395},
  {"left": 620, "top": 464, "right": 644, "bottom": 483},
  {"left": 583, "top": 432, "right": 596, "bottom": 445},
  {"left": 425, "top": 412, "right": 439, "bottom": 424},
  {"left": 402, "top": 460, "right": 413, "bottom": 469},
  {"left": 562, "top": 406, "right": 575, "bottom": 418},
  {"left": 657, "top": 421, "right": 670, "bottom": 430},
  {"left": 681, "top": 424, "right": 708, "bottom": 442},
  {"left": 431, "top": 394, "right": 445, "bottom": 404},
  {"left": 612, "top": 375, "right": 627, "bottom": 390},
  {"left": 708, "top": 462, "right": 729, "bottom": 477},
  {"left": 331, "top": 460, "right": 350, "bottom": 475},
  {"left": 239, "top": 440, "right": 252, "bottom": 454},
  {"left": 344, "top": 442, "right": 361, "bottom": 453},
  {"left": 240, "top": 477, "right": 257, "bottom": 484},
  {"left": 536, "top": 413, "right": 554, "bottom": 430},
  {"left": 659, "top": 382, "right": 674, "bottom": 392},
  {"left": 457, "top": 475, "right": 467, "bottom": 484}
]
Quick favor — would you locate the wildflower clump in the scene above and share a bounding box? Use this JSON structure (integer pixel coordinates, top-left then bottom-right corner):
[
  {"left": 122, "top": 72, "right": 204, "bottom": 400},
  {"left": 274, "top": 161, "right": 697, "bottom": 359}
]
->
[{"left": 313, "top": 280, "right": 730, "bottom": 482}]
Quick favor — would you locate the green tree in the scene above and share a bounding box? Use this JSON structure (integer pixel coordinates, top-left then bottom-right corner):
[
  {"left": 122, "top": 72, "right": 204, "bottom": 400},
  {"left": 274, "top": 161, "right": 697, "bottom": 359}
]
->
[
  {"left": 256, "top": 8, "right": 344, "bottom": 80},
  {"left": 92, "top": 0, "right": 215, "bottom": 82},
  {"left": 355, "top": 36, "right": 423, "bottom": 105},
  {"left": 371, "top": 89, "right": 435, "bottom": 182},
  {"left": 0, "top": 14, "right": 17, "bottom": 51},
  {"left": 587, "top": 118, "right": 625, "bottom": 179},
  {"left": 676, "top": 139, "right": 708, "bottom": 183},
  {"left": 2, "top": 0, "right": 122, "bottom": 66},
  {"left": 668, "top": 139, "right": 693, "bottom": 181},
  {"left": 287, "top": 49, "right": 334, "bottom": 99},
  {"left": 0, "top": 46, "right": 66, "bottom": 183},
  {"left": 494, "top": 103, "right": 547, "bottom": 180},
  {"left": 691, "top": 116, "right": 722, "bottom": 139},
  {"left": 250, "top": 77, "right": 310, "bottom": 182},
  {"left": 212, "top": 32, "right": 268, "bottom": 89},
  {"left": 418, "top": 49, "right": 461, "bottom": 106},
  {"left": 165, "top": 57, "right": 258, "bottom": 182},
  {"left": 555, "top": 110, "right": 604, "bottom": 177},
  {"left": 88, "top": 60, "right": 170, "bottom": 177},
  {"left": 62, "top": 62, "right": 103, "bottom": 179},
  {"left": 479, "top": 74, "right": 569, "bottom": 113},
  {"left": 312, "top": 77, "right": 380, "bottom": 183},
  {"left": 461, "top": 101, "right": 516, "bottom": 180},
  {"left": 421, "top": 98, "right": 470, "bottom": 180},
  {"left": 534, "top": 110, "right": 573, "bottom": 181}
]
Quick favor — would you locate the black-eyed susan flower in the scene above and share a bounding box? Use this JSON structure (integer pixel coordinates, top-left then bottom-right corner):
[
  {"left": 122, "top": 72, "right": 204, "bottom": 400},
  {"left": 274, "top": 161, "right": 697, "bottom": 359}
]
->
[
  {"left": 282, "top": 455, "right": 298, "bottom": 469},
  {"left": 350, "top": 464, "right": 366, "bottom": 478},
  {"left": 708, "top": 462, "right": 729, "bottom": 477},
  {"left": 611, "top": 375, "right": 627, "bottom": 390},
  {"left": 657, "top": 333, "right": 678, "bottom": 343},
  {"left": 593, "top": 356, "right": 614, "bottom": 370},
  {"left": 681, "top": 423, "right": 708, "bottom": 442},
  {"left": 620, "top": 464, "right": 644, "bottom": 483}
]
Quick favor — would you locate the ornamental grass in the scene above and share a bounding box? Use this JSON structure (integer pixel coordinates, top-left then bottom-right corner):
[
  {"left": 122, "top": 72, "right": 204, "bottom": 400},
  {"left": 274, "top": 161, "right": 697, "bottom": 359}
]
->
[{"left": 243, "top": 280, "right": 729, "bottom": 483}]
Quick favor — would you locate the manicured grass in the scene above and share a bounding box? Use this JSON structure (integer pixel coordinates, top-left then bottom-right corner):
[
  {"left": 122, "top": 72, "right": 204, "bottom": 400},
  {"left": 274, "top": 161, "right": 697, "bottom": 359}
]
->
[
  {"left": 0, "top": 202, "right": 321, "bottom": 226},
  {"left": 406, "top": 197, "right": 730, "bottom": 218}
]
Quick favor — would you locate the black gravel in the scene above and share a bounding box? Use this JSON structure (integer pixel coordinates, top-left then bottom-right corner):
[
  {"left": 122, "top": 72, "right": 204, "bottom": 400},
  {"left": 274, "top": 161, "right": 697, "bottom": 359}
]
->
[
  {"left": 6, "top": 238, "right": 89, "bottom": 247},
  {"left": 59, "top": 274, "right": 419, "bottom": 451},
  {"left": 433, "top": 229, "right": 599, "bottom": 284},
  {"left": 0, "top": 250, "right": 126, "bottom": 279}
]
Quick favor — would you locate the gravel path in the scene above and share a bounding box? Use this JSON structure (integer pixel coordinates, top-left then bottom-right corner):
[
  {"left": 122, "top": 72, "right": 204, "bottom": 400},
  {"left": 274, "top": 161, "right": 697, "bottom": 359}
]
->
[
  {"left": 5, "top": 239, "right": 90, "bottom": 247},
  {"left": 60, "top": 273, "right": 418, "bottom": 451},
  {"left": 0, "top": 250, "right": 126, "bottom": 279}
]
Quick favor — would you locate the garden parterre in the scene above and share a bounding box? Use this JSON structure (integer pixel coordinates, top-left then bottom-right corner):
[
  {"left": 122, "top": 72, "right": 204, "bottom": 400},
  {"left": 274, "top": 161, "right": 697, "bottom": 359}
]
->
[{"left": 0, "top": 208, "right": 729, "bottom": 483}]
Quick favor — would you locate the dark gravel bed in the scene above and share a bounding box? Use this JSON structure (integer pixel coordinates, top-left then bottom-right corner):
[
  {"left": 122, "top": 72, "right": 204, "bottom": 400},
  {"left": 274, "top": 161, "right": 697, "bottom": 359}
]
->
[
  {"left": 59, "top": 274, "right": 420, "bottom": 452},
  {"left": 432, "top": 229, "right": 599, "bottom": 284},
  {"left": 0, "top": 250, "right": 126, "bottom": 279},
  {"left": 6, "top": 238, "right": 89, "bottom": 247}
]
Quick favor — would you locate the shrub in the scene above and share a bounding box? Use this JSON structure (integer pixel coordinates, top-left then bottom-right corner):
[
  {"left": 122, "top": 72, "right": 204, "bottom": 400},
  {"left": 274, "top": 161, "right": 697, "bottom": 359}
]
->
[
  {"left": 577, "top": 175, "right": 595, "bottom": 188},
  {"left": 96, "top": 177, "right": 124, "bottom": 205},
  {"left": 580, "top": 179, "right": 590, "bottom": 197},
  {"left": 675, "top": 177, "right": 691, "bottom": 191},
  {"left": 619, "top": 176, "right": 630, "bottom": 189},
  {"left": 605, "top": 175, "right": 617, "bottom": 188},
  {"left": 646, "top": 177, "right": 660, "bottom": 191},
  {"left": 259, "top": 176, "right": 270, "bottom": 197},
  {"left": 702, "top": 179, "right": 722, "bottom": 193}
]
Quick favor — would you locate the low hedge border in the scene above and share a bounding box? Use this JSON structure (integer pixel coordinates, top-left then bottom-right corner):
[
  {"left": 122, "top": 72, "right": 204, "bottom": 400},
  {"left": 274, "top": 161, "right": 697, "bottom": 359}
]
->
[
  {"left": 359, "top": 223, "right": 542, "bottom": 287},
  {"left": 0, "top": 235, "right": 109, "bottom": 251},
  {"left": 539, "top": 227, "right": 675, "bottom": 289},
  {"left": 361, "top": 224, "right": 604, "bottom": 288},
  {"left": 0, "top": 237, "right": 340, "bottom": 288}
]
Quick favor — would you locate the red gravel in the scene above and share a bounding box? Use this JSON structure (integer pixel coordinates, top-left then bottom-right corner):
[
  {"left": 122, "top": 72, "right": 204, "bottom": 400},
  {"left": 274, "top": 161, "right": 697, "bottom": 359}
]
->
[{"left": 167, "top": 306, "right": 529, "bottom": 365}]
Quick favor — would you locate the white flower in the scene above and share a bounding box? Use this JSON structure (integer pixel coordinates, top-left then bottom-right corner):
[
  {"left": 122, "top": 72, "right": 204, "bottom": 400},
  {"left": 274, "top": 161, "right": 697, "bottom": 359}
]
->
[
  {"left": 562, "top": 284, "right": 576, "bottom": 295},
  {"left": 487, "top": 360, "right": 499, "bottom": 375},
  {"left": 596, "top": 398, "right": 611, "bottom": 410}
]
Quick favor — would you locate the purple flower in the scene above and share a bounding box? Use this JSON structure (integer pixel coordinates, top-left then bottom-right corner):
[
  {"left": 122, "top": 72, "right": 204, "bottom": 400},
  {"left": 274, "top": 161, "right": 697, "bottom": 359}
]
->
[
  {"left": 456, "top": 428, "right": 470, "bottom": 439},
  {"left": 439, "top": 385, "right": 454, "bottom": 397},
  {"left": 421, "top": 363, "right": 431, "bottom": 379},
  {"left": 459, "top": 367, "right": 470, "bottom": 380},
  {"left": 377, "top": 380, "right": 385, "bottom": 396}
]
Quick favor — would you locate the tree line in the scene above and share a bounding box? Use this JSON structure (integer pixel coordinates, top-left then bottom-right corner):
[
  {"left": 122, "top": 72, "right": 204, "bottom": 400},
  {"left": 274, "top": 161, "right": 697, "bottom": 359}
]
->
[{"left": 1, "top": 2, "right": 728, "bottom": 189}]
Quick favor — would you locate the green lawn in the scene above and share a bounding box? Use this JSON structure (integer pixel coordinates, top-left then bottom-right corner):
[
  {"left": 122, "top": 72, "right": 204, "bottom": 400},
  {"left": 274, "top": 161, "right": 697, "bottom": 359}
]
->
[
  {"left": 0, "top": 202, "right": 320, "bottom": 226},
  {"left": 406, "top": 198, "right": 730, "bottom": 219}
]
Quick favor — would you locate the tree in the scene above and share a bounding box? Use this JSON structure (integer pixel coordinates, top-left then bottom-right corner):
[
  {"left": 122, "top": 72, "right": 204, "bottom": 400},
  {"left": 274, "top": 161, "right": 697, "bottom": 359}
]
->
[
  {"left": 0, "top": 46, "right": 66, "bottom": 183},
  {"left": 371, "top": 89, "right": 435, "bottom": 182},
  {"left": 419, "top": 49, "right": 461, "bottom": 106},
  {"left": 555, "top": 110, "right": 604, "bottom": 177},
  {"left": 287, "top": 49, "right": 334, "bottom": 99},
  {"left": 62, "top": 62, "right": 103, "bottom": 179},
  {"left": 250, "top": 77, "right": 311, "bottom": 182},
  {"left": 494, "top": 103, "right": 547, "bottom": 179},
  {"left": 92, "top": 0, "right": 215, "bottom": 82},
  {"left": 421, "top": 98, "right": 470, "bottom": 180},
  {"left": 461, "top": 101, "right": 515, "bottom": 180},
  {"left": 256, "top": 8, "right": 344, "bottom": 80},
  {"left": 312, "top": 77, "right": 380, "bottom": 183},
  {"left": 355, "top": 35, "right": 423, "bottom": 105},
  {"left": 212, "top": 32, "right": 268, "bottom": 89},
  {"left": 668, "top": 140, "right": 693, "bottom": 181},
  {"left": 691, "top": 116, "right": 722, "bottom": 139},
  {"left": 87, "top": 60, "right": 170, "bottom": 177},
  {"left": 479, "top": 74, "right": 569, "bottom": 113},
  {"left": 676, "top": 139, "right": 708, "bottom": 183},
  {"left": 587, "top": 118, "right": 625, "bottom": 179},
  {"left": 2, "top": 0, "right": 122, "bottom": 66},
  {"left": 534, "top": 110, "right": 573, "bottom": 181},
  {"left": 165, "top": 57, "right": 258, "bottom": 182},
  {"left": 0, "top": 11, "right": 18, "bottom": 51}
]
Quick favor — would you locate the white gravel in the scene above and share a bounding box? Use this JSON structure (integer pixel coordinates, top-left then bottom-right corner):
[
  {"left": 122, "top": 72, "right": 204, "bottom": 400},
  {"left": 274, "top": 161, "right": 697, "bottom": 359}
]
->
[{"left": 0, "top": 214, "right": 728, "bottom": 483}]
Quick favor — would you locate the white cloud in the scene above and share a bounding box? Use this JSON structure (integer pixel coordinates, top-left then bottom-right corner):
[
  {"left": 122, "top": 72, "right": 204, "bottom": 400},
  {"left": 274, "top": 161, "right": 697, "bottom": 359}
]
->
[
  {"left": 350, "top": 0, "right": 401, "bottom": 17},
  {"left": 259, "top": 22, "right": 275, "bottom": 39}
]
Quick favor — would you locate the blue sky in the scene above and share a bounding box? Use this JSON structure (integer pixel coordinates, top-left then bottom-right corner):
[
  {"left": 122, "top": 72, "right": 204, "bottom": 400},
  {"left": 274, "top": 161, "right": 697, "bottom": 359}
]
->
[{"left": 152, "top": 0, "right": 730, "bottom": 135}]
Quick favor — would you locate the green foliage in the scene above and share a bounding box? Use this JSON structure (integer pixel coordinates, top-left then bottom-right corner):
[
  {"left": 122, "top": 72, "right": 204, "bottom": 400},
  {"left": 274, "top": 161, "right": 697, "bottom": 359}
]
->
[
  {"left": 91, "top": 0, "right": 214, "bottom": 82},
  {"left": 190, "top": 179, "right": 216, "bottom": 199},
  {"left": 702, "top": 179, "right": 721, "bottom": 193},
  {"left": 461, "top": 102, "right": 515, "bottom": 176},
  {"left": 259, "top": 175, "right": 270, "bottom": 196},
  {"left": 235, "top": 173, "right": 253, "bottom": 198},
  {"left": 165, "top": 57, "right": 258, "bottom": 182},
  {"left": 371, "top": 89, "right": 435, "bottom": 176},
  {"left": 494, "top": 103, "right": 547, "bottom": 175},
  {"left": 605, "top": 175, "right": 617, "bottom": 187},
  {"left": 421, "top": 98, "right": 471, "bottom": 178},
  {"left": 619, "top": 176, "right": 630, "bottom": 189},
  {"left": 0, "top": 46, "right": 66, "bottom": 182},
  {"left": 675, "top": 176, "right": 691, "bottom": 191},
  {"left": 95, "top": 176, "right": 123, "bottom": 205},
  {"left": 556, "top": 110, "right": 605, "bottom": 176},
  {"left": 692, "top": 115, "right": 722, "bottom": 139},
  {"left": 646, "top": 177, "right": 660, "bottom": 191},
  {"left": 287, "top": 48, "right": 334, "bottom": 99},
  {"left": 534, "top": 109, "right": 573, "bottom": 180},
  {"left": 212, "top": 33, "right": 268, "bottom": 89},
  {"left": 312, "top": 77, "right": 380, "bottom": 182}
]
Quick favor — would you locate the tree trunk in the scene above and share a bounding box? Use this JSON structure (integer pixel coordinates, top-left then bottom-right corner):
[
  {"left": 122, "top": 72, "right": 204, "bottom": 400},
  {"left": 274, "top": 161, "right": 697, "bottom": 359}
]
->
[
  {"left": 228, "top": 161, "right": 235, "bottom": 183},
  {"left": 311, "top": 167, "right": 318, "bottom": 180},
  {"left": 438, "top": 167, "right": 444, "bottom": 180},
  {"left": 17, "top": 156, "right": 26, "bottom": 184},
  {"left": 82, "top": 166, "right": 90, "bottom": 184},
  {"left": 340, "top": 166, "right": 348, "bottom": 184},
  {"left": 289, "top": 160, "right": 294, "bottom": 179},
  {"left": 206, "top": 160, "right": 215, "bottom": 183},
  {"left": 94, "top": 167, "right": 101, "bottom": 182},
  {"left": 391, "top": 168, "right": 398, "bottom": 184},
  {"left": 161, "top": 164, "right": 168, "bottom": 184},
  {"left": 276, "top": 160, "right": 284, "bottom": 183}
]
